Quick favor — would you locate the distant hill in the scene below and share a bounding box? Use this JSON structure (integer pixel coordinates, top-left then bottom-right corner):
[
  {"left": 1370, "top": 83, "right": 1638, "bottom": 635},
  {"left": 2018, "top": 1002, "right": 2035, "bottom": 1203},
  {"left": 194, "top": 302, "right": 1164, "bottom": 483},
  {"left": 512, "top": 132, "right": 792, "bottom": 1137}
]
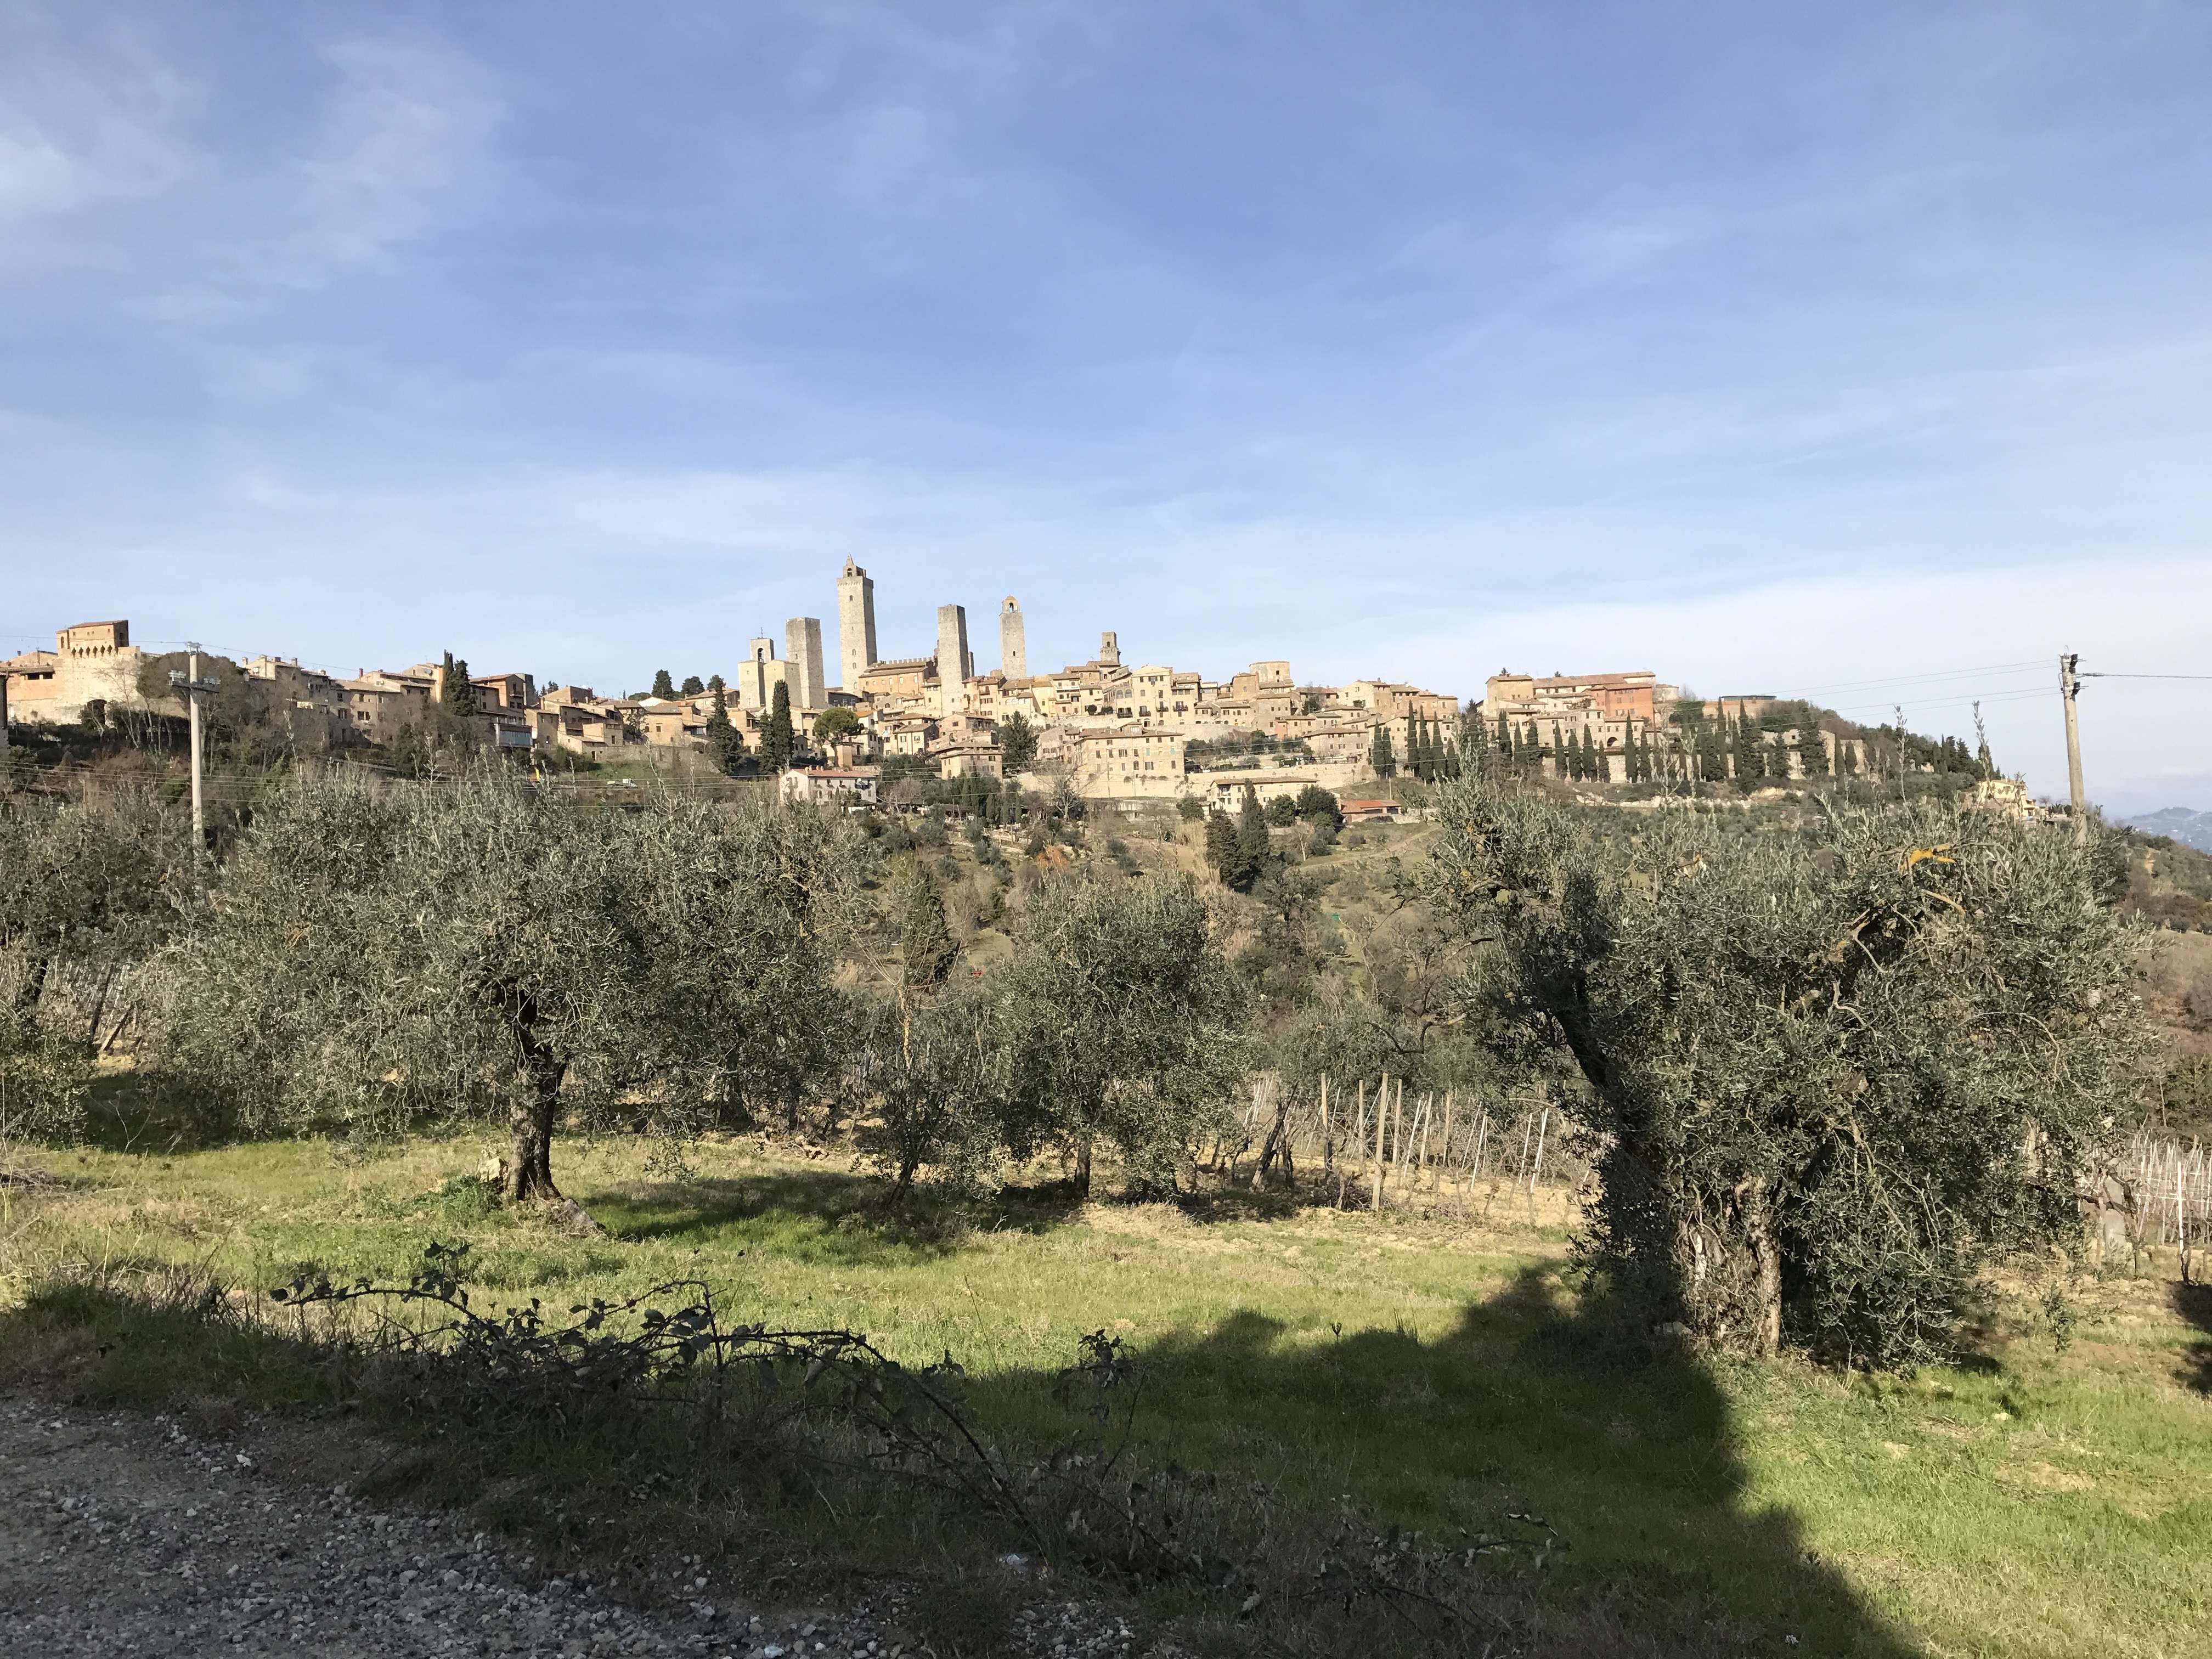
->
[{"left": 2125, "top": 807, "right": 2212, "bottom": 854}]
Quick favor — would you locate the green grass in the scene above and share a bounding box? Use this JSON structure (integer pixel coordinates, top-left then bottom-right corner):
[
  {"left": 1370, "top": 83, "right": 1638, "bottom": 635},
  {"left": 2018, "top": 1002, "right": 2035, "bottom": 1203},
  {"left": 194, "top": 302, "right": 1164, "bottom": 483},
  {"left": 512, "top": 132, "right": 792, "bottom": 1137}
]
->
[{"left": 4, "top": 1130, "right": 2208, "bottom": 1657}]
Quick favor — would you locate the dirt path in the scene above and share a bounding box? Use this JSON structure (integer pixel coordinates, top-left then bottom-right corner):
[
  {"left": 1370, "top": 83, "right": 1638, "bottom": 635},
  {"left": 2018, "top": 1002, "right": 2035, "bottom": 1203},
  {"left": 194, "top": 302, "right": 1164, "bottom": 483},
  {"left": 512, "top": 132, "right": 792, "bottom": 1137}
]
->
[
  {"left": 0, "top": 1396, "right": 1155, "bottom": 1659},
  {"left": 0, "top": 1396, "right": 893, "bottom": 1658}
]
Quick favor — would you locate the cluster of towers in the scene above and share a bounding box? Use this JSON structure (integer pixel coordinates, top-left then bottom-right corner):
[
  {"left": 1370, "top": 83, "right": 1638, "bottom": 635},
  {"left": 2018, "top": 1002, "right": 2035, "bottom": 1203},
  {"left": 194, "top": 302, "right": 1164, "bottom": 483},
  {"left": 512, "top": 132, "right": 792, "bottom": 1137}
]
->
[{"left": 835, "top": 559, "right": 1024, "bottom": 694}]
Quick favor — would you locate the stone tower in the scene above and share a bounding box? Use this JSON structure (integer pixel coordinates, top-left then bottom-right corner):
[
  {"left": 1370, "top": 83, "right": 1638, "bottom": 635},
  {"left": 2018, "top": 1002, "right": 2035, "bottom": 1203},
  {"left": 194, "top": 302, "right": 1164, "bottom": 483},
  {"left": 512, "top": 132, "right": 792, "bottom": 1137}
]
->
[
  {"left": 936, "top": 603, "right": 972, "bottom": 688},
  {"left": 785, "top": 617, "right": 826, "bottom": 711},
  {"left": 834, "top": 559, "right": 877, "bottom": 692},
  {"left": 1097, "top": 630, "right": 1120, "bottom": 668},
  {"left": 999, "top": 596, "right": 1027, "bottom": 680},
  {"left": 737, "top": 634, "right": 786, "bottom": 711}
]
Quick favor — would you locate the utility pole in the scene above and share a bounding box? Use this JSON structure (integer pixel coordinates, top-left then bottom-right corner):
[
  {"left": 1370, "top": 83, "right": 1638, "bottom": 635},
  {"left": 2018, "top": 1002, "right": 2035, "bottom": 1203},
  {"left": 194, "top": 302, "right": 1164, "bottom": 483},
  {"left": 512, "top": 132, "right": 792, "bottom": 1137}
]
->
[
  {"left": 2059, "top": 653, "right": 2087, "bottom": 837},
  {"left": 170, "top": 645, "right": 220, "bottom": 859}
]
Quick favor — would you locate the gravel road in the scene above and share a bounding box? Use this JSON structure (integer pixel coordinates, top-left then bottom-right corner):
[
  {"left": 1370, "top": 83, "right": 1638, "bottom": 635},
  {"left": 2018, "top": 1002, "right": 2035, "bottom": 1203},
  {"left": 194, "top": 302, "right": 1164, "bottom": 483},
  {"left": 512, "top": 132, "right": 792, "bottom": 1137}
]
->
[{"left": 0, "top": 1397, "right": 1150, "bottom": 1658}]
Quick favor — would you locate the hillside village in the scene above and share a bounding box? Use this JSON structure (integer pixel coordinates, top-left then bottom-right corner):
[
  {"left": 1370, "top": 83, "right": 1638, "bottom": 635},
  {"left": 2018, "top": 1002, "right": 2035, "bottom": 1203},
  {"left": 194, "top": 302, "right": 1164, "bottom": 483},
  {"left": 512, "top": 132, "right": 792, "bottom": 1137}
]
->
[{"left": 7, "top": 561, "right": 1997, "bottom": 811}]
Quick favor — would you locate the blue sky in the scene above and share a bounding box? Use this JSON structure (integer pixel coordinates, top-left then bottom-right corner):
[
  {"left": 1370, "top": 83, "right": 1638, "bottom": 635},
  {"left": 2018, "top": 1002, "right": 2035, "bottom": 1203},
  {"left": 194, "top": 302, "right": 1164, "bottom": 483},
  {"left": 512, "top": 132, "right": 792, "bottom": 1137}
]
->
[{"left": 3, "top": 2, "right": 2208, "bottom": 810}]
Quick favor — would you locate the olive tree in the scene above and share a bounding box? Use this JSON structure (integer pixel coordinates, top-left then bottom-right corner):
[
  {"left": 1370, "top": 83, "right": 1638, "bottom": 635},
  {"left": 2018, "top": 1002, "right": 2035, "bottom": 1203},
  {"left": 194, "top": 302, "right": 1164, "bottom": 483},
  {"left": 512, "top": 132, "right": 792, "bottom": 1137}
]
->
[
  {"left": 994, "top": 871, "right": 1251, "bottom": 1196},
  {"left": 851, "top": 983, "right": 1004, "bottom": 1200},
  {"left": 151, "top": 771, "right": 861, "bottom": 1204},
  {"left": 0, "top": 793, "right": 180, "bottom": 1145},
  {"left": 1424, "top": 778, "right": 2152, "bottom": 1366}
]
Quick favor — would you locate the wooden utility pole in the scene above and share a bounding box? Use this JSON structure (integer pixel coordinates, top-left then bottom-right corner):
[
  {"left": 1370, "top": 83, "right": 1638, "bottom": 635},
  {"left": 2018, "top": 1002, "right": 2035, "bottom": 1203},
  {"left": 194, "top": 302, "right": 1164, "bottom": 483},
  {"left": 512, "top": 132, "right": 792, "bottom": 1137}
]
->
[
  {"left": 170, "top": 645, "right": 219, "bottom": 859},
  {"left": 2059, "top": 653, "right": 2087, "bottom": 837},
  {"left": 1362, "top": 1079, "right": 1380, "bottom": 1221}
]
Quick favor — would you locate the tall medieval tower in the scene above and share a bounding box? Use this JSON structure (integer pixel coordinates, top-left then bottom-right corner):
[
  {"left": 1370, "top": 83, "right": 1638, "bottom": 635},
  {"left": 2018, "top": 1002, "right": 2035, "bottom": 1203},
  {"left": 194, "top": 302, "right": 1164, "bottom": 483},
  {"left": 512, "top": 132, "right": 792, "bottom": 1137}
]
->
[
  {"left": 834, "top": 560, "right": 877, "bottom": 691},
  {"left": 935, "top": 604, "right": 972, "bottom": 690},
  {"left": 785, "top": 617, "right": 826, "bottom": 710},
  {"left": 999, "top": 596, "right": 1026, "bottom": 679}
]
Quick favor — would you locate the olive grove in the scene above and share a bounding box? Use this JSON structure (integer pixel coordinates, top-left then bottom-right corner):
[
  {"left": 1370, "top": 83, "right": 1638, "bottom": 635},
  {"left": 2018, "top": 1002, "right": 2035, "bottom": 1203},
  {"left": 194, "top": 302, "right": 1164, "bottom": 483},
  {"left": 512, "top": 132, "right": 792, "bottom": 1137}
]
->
[{"left": 149, "top": 772, "right": 864, "bottom": 1203}]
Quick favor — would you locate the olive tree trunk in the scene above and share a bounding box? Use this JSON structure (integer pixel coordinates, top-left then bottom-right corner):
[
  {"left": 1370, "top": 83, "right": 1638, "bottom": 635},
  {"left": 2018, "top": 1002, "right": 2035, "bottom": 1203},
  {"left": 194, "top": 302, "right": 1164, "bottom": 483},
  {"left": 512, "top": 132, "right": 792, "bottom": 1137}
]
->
[
  {"left": 499, "top": 995, "right": 568, "bottom": 1203},
  {"left": 1734, "top": 1176, "right": 1784, "bottom": 1358}
]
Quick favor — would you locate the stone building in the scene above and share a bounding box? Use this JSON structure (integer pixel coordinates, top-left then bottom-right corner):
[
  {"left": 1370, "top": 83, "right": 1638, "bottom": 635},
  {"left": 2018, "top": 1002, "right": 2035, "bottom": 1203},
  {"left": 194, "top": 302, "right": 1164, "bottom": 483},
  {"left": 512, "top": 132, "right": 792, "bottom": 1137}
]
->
[
  {"left": 1335, "top": 679, "right": 1451, "bottom": 724},
  {"left": 786, "top": 618, "right": 827, "bottom": 712},
  {"left": 334, "top": 677, "right": 430, "bottom": 743},
  {"left": 935, "top": 604, "right": 972, "bottom": 692},
  {"left": 999, "top": 596, "right": 1026, "bottom": 679},
  {"left": 736, "top": 635, "right": 793, "bottom": 712},
  {"left": 935, "top": 742, "right": 1003, "bottom": 781},
  {"left": 1486, "top": 670, "right": 1661, "bottom": 725},
  {"left": 3, "top": 620, "right": 152, "bottom": 725},
  {"left": 855, "top": 655, "right": 935, "bottom": 706},
  {"left": 1192, "top": 761, "right": 1371, "bottom": 810},
  {"left": 836, "top": 560, "right": 878, "bottom": 693},
  {"left": 1071, "top": 727, "right": 1186, "bottom": 798},
  {"left": 781, "top": 766, "right": 880, "bottom": 807}
]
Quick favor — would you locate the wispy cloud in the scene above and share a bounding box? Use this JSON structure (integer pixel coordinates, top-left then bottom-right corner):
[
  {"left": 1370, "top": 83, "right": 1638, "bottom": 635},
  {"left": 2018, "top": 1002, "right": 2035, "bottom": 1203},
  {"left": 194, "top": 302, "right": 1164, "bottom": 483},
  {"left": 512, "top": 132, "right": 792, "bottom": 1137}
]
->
[
  {"left": 0, "top": 16, "right": 194, "bottom": 231},
  {"left": 0, "top": 12, "right": 500, "bottom": 304},
  {"left": 284, "top": 26, "right": 501, "bottom": 281}
]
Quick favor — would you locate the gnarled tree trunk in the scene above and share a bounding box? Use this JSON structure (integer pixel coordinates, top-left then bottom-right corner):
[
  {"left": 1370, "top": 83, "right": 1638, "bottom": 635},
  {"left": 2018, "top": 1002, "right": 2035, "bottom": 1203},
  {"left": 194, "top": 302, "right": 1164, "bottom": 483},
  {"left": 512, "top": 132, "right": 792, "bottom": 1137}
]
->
[
  {"left": 1735, "top": 1175, "right": 1784, "bottom": 1358},
  {"left": 498, "top": 990, "right": 568, "bottom": 1204}
]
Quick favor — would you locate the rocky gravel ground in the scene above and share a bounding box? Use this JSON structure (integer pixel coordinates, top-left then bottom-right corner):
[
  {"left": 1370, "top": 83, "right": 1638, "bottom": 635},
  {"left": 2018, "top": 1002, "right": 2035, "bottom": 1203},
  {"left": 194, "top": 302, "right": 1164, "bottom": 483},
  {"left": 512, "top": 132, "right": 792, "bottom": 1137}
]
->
[{"left": 0, "top": 1397, "right": 1160, "bottom": 1658}]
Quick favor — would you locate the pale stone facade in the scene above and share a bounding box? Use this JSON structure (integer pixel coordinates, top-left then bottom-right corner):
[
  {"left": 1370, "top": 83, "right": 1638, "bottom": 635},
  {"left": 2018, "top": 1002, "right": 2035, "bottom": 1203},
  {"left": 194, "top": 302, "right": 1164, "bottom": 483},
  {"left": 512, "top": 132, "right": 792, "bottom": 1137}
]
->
[
  {"left": 936, "top": 742, "right": 1003, "bottom": 781},
  {"left": 782, "top": 766, "right": 879, "bottom": 807},
  {"left": 836, "top": 560, "right": 878, "bottom": 693},
  {"left": 999, "top": 596, "right": 1026, "bottom": 679},
  {"left": 737, "top": 636, "right": 794, "bottom": 712},
  {"left": 935, "top": 604, "right": 972, "bottom": 693},
  {"left": 335, "top": 678, "right": 430, "bottom": 742},
  {"left": 1194, "top": 760, "right": 1372, "bottom": 810},
  {"left": 786, "top": 617, "right": 827, "bottom": 711},
  {"left": 1071, "top": 727, "right": 1185, "bottom": 798},
  {"left": 9, "top": 620, "right": 154, "bottom": 724}
]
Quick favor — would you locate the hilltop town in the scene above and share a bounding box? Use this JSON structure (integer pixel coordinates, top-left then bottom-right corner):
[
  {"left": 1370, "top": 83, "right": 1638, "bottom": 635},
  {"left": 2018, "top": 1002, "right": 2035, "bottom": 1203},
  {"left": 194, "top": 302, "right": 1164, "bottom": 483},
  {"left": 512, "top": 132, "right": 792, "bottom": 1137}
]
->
[{"left": 6, "top": 561, "right": 1917, "bottom": 808}]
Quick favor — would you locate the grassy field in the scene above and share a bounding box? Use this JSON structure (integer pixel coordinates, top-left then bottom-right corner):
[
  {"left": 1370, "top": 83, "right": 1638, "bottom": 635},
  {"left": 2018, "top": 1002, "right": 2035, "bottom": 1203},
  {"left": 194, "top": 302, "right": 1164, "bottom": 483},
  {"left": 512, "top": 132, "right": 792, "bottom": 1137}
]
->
[{"left": 3, "top": 1128, "right": 2208, "bottom": 1657}]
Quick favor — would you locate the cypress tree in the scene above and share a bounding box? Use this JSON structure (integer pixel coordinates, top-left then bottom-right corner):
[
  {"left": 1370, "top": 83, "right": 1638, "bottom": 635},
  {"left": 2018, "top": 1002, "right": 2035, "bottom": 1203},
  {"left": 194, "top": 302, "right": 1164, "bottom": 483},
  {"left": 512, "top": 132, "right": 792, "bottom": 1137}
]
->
[
  {"left": 440, "top": 652, "right": 480, "bottom": 717},
  {"left": 761, "top": 681, "right": 795, "bottom": 772},
  {"left": 1464, "top": 709, "right": 1489, "bottom": 775},
  {"left": 1731, "top": 714, "right": 1759, "bottom": 783},
  {"left": 1237, "top": 781, "right": 1271, "bottom": 876},
  {"left": 1800, "top": 723, "right": 1829, "bottom": 779},
  {"left": 705, "top": 683, "right": 744, "bottom": 776},
  {"left": 1369, "top": 722, "right": 1397, "bottom": 779},
  {"left": 651, "top": 668, "right": 676, "bottom": 699},
  {"left": 895, "top": 858, "right": 958, "bottom": 994}
]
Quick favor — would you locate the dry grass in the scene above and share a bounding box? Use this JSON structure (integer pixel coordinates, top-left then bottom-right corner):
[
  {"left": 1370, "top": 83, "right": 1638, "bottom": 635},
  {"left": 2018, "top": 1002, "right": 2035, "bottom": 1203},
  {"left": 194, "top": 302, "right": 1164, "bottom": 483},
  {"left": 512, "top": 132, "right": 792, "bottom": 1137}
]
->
[{"left": 3, "top": 1130, "right": 2210, "bottom": 1657}]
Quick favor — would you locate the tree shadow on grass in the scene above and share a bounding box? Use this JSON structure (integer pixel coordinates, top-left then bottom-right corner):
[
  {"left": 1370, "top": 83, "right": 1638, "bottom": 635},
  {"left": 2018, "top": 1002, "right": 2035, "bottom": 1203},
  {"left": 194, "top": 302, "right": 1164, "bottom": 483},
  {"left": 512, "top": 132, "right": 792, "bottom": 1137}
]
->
[
  {"left": 2174, "top": 1280, "right": 2212, "bottom": 1394},
  {"left": 1074, "top": 1264, "right": 1922, "bottom": 1657},
  {"left": 586, "top": 1166, "right": 1087, "bottom": 1264},
  {"left": 2, "top": 1248, "right": 1929, "bottom": 1655}
]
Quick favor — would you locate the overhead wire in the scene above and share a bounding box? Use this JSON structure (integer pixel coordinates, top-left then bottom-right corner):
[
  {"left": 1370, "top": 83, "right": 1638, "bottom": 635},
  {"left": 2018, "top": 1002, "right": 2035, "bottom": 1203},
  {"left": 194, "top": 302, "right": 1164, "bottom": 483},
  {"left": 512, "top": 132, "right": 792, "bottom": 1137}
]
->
[{"left": 1764, "top": 660, "right": 2046, "bottom": 697}]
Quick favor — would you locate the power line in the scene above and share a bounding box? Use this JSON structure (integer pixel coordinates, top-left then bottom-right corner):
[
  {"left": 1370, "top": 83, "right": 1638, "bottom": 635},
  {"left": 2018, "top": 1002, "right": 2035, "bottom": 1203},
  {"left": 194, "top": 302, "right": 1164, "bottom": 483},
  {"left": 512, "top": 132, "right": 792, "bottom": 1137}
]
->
[
  {"left": 1823, "top": 686, "right": 2054, "bottom": 719},
  {"left": 1767, "top": 660, "right": 2046, "bottom": 697},
  {"left": 2079, "top": 672, "right": 2212, "bottom": 681}
]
